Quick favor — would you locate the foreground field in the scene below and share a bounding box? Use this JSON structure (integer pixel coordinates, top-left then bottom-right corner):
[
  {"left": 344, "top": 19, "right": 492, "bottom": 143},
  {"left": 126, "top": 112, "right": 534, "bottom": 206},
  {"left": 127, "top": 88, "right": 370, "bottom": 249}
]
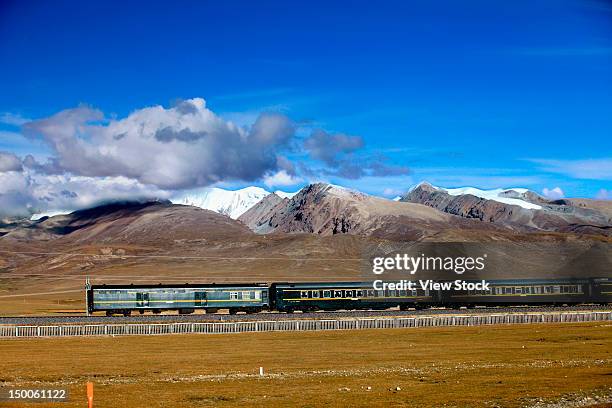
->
[{"left": 1, "top": 323, "right": 611, "bottom": 407}]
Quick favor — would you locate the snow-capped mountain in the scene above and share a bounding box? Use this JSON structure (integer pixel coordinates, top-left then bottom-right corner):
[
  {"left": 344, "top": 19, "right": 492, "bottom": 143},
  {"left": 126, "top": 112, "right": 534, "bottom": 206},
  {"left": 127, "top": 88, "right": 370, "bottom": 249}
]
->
[
  {"left": 171, "top": 186, "right": 269, "bottom": 219},
  {"left": 172, "top": 186, "right": 298, "bottom": 219},
  {"left": 30, "top": 210, "right": 72, "bottom": 220},
  {"left": 274, "top": 190, "right": 298, "bottom": 199},
  {"left": 27, "top": 187, "right": 298, "bottom": 221},
  {"left": 403, "top": 181, "right": 611, "bottom": 234},
  {"left": 413, "top": 182, "right": 542, "bottom": 210}
]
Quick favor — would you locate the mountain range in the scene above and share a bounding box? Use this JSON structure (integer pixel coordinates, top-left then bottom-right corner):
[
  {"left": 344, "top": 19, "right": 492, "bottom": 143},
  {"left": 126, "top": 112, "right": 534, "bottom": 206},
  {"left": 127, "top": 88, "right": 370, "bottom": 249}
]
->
[
  {"left": 171, "top": 186, "right": 297, "bottom": 219},
  {"left": 9, "top": 182, "right": 612, "bottom": 241},
  {"left": 30, "top": 186, "right": 298, "bottom": 221},
  {"left": 1, "top": 181, "right": 610, "bottom": 305},
  {"left": 403, "top": 182, "right": 611, "bottom": 236},
  {"left": 239, "top": 183, "right": 505, "bottom": 240}
]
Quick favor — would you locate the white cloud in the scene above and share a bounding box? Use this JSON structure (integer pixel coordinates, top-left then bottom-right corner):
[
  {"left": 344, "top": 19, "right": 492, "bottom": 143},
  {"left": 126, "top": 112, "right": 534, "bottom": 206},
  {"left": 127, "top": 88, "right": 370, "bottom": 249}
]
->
[
  {"left": 0, "top": 151, "right": 22, "bottom": 172},
  {"left": 529, "top": 158, "right": 612, "bottom": 180},
  {"left": 304, "top": 129, "right": 364, "bottom": 166},
  {"left": 32, "top": 174, "right": 171, "bottom": 211},
  {"left": 0, "top": 170, "right": 34, "bottom": 217},
  {"left": 0, "top": 112, "right": 29, "bottom": 126},
  {"left": 23, "top": 98, "right": 296, "bottom": 190},
  {"left": 595, "top": 189, "right": 611, "bottom": 200},
  {"left": 542, "top": 187, "right": 564, "bottom": 200},
  {"left": 263, "top": 170, "right": 302, "bottom": 187},
  {"left": 0, "top": 167, "right": 169, "bottom": 218},
  {"left": 382, "top": 187, "right": 405, "bottom": 197}
]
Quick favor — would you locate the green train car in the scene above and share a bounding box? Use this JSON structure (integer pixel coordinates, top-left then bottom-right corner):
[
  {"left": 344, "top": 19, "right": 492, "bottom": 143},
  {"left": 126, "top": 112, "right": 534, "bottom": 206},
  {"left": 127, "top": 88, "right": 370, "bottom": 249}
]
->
[
  {"left": 87, "top": 278, "right": 611, "bottom": 316},
  {"left": 271, "top": 282, "right": 434, "bottom": 312},
  {"left": 442, "top": 279, "right": 597, "bottom": 307},
  {"left": 88, "top": 283, "right": 269, "bottom": 316}
]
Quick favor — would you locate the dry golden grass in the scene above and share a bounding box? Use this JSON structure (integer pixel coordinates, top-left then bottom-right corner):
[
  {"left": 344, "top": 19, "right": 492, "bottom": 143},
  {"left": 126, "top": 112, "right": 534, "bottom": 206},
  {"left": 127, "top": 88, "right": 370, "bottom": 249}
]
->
[{"left": 0, "top": 322, "right": 611, "bottom": 407}]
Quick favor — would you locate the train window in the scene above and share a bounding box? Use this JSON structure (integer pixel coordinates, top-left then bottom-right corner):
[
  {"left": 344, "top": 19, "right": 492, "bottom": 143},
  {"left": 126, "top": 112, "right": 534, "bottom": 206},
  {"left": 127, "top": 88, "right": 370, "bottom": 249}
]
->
[
  {"left": 535, "top": 287, "right": 541, "bottom": 294},
  {"left": 243, "top": 291, "right": 251, "bottom": 300},
  {"left": 323, "top": 290, "right": 331, "bottom": 298},
  {"left": 553, "top": 286, "right": 560, "bottom": 293},
  {"left": 495, "top": 287, "right": 502, "bottom": 295},
  {"left": 301, "top": 291, "right": 309, "bottom": 299},
  {"left": 254, "top": 291, "right": 261, "bottom": 300},
  {"left": 516, "top": 287, "right": 522, "bottom": 294},
  {"left": 346, "top": 290, "right": 355, "bottom": 298},
  {"left": 333, "top": 290, "right": 342, "bottom": 298},
  {"left": 356, "top": 289, "right": 364, "bottom": 297},
  {"left": 230, "top": 292, "right": 239, "bottom": 300}
]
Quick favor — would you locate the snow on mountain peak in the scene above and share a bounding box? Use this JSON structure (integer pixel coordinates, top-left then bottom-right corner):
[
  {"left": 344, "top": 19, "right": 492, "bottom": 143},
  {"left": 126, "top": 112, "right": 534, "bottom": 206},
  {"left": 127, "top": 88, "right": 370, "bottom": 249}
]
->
[
  {"left": 321, "top": 183, "right": 368, "bottom": 198},
  {"left": 30, "top": 210, "right": 72, "bottom": 221},
  {"left": 425, "top": 184, "right": 542, "bottom": 210},
  {"left": 274, "top": 190, "right": 298, "bottom": 199},
  {"left": 172, "top": 186, "right": 297, "bottom": 219}
]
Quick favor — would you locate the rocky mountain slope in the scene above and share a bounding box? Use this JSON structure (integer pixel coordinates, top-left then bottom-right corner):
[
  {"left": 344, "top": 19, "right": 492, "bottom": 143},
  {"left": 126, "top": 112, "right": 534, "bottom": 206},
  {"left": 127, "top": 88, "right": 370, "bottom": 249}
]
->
[
  {"left": 238, "top": 183, "right": 510, "bottom": 240},
  {"left": 402, "top": 182, "right": 611, "bottom": 236},
  {"left": 29, "top": 186, "right": 299, "bottom": 221},
  {"left": 1, "top": 192, "right": 609, "bottom": 310},
  {"left": 2, "top": 200, "right": 252, "bottom": 245},
  {"left": 238, "top": 192, "right": 289, "bottom": 233}
]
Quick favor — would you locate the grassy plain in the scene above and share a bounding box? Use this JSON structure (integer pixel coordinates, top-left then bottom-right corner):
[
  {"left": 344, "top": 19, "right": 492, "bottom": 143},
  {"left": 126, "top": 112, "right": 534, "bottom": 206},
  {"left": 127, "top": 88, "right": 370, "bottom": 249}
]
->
[{"left": 0, "top": 322, "right": 611, "bottom": 407}]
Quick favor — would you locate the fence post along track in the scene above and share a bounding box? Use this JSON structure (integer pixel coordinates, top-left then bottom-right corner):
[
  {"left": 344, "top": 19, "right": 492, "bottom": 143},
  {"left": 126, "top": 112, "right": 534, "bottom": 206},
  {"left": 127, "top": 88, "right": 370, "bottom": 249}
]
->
[{"left": 0, "top": 311, "right": 610, "bottom": 338}]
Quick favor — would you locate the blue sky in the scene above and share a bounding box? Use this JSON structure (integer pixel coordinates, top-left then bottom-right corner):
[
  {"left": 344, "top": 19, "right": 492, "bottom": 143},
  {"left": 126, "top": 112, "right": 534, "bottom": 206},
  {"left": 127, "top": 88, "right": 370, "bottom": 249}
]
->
[{"left": 0, "top": 0, "right": 611, "bottom": 205}]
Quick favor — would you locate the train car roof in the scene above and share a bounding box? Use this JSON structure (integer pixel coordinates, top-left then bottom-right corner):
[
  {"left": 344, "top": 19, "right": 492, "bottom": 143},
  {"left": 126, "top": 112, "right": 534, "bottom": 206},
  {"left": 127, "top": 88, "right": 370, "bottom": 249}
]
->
[
  {"left": 272, "top": 278, "right": 595, "bottom": 289},
  {"left": 89, "top": 277, "right": 606, "bottom": 291},
  {"left": 90, "top": 283, "right": 270, "bottom": 289}
]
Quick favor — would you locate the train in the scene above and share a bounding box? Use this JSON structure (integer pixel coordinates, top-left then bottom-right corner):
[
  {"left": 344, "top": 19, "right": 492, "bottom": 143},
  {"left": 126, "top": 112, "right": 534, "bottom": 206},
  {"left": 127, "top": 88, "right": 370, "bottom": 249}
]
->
[{"left": 87, "top": 278, "right": 612, "bottom": 316}]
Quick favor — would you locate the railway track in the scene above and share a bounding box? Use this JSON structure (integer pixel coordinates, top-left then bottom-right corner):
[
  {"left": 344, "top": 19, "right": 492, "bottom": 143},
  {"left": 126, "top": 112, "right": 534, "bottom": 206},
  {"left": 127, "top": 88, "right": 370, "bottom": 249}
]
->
[{"left": 1, "top": 305, "right": 610, "bottom": 325}]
